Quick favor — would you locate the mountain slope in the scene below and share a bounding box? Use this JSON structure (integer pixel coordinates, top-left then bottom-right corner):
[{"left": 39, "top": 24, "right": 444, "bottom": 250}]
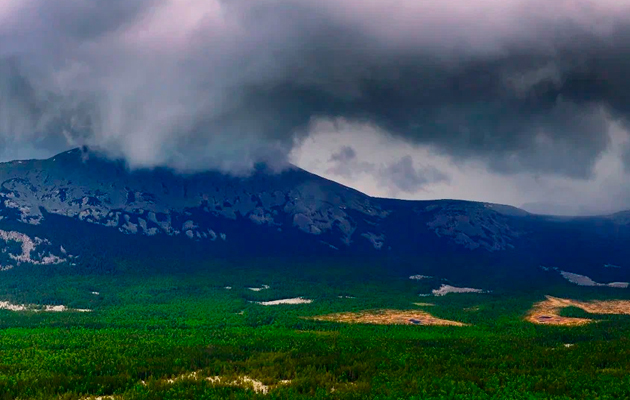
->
[{"left": 0, "top": 148, "right": 629, "bottom": 287}]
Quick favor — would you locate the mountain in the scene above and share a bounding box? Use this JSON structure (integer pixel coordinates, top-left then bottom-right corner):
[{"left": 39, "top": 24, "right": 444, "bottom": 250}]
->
[{"left": 1, "top": 148, "right": 629, "bottom": 288}]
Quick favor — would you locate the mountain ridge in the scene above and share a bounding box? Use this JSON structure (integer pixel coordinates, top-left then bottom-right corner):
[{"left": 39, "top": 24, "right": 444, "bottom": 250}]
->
[
  {"left": 9, "top": 147, "right": 628, "bottom": 219},
  {"left": 0, "top": 148, "right": 629, "bottom": 288}
]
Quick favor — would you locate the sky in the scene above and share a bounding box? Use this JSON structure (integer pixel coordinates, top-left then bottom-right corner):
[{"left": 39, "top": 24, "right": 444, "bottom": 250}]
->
[{"left": 1, "top": 0, "right": 630, "bottom": 215}]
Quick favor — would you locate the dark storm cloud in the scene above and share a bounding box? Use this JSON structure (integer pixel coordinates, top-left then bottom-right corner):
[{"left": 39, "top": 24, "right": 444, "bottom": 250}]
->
[{"left": 1, "top": 0, "right": 630, "bottom": 176}]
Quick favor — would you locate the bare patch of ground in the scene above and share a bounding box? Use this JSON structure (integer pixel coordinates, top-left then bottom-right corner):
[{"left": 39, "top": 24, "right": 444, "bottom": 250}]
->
[
  {"left": 413, "top": 302, "right": 435, "bottom": 306},
  {"left": 309, "top": 309, "right": 466, "bottom": 326},
  {"left": 160, "top": 371, "right": 291, "bottom": 394},
  {"left": 248, "top": 285, "right": 270, "bottom": 292},
  {"left": 432, "top": 285, "right": 485, "bottom": 296},
  {"left": 254, "top": 297, "right": 312, "bottom": 305},
  {"left": 526, "top": 295, "right": 630, "bottom": 326},
  {"left": 409, "top": 274, "right": 431, "bottom": 280},
  {"left": 0, "top": 301, "right": 91, "bottom": 313},
  {"left": 80, "top": 374, "right": 290, "bottom": 398}
]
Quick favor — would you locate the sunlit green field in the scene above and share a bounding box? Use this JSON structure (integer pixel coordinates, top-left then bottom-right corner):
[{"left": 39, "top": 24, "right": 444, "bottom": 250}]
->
[{"left": 1, "top": 259, "right": 630, "bottom": 399}]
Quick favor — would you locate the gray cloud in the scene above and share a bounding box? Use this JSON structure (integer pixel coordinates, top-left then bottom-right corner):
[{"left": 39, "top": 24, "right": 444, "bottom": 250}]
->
[
  {"left": 329, "top": 146, "right": 357, "bottom": 163},
  {"left": 1, "top": 0, "right": 630, "bottom": 178},
  {"left": 326, "top": 145, "right": 374, "bottom": 179},
  {"left": 379, "top": 156, "right": 449, "bottom": 194},
  {"left": 325, "top": 144, "right": 448, "bottom": 193},
  {"left": 623, "top": 144, "right": 630, "bottom": 173}
]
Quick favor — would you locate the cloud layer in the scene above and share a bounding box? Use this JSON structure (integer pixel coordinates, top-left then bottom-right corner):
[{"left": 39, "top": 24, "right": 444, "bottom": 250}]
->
[
  {"left": 1, "top": 0, "right": 630, "bottom": 181},
  {"left": 327, "top": 145, "right": 449, "bottom": 195},
  {"left": 291, "top": 120, "right": 630, "bottom": 215}
]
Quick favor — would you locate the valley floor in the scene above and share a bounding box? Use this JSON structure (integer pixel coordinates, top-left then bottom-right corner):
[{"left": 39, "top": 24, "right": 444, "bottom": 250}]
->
[{"left": 0, "top": 259, "right": 629, "bottom": 399}]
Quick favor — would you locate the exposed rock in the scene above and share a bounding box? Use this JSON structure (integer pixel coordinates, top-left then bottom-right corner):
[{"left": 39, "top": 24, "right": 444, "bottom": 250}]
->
[
  {"left": 560, "top": 271, "right": 629, "bottom": 288},
  {"left": 254, "top": 297, "right": 312, "bottom": 305},
  {"left": 431, "top": 284, "right": 486, "bottom": 296},
  {"left": 361, "top": 232, "right": 385, "bottom": 249},
  {"left": 0, "top": 230, "right": 68, "bottom": 270},
  {"left": 409, "top": 275, "right": 431, "bottom": 280},
  {"left": 419, "top": 202, "right": 522, "bottom": 251}
]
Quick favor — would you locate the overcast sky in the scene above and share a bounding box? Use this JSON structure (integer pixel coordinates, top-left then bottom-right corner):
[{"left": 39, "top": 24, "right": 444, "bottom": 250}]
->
[{"left": 1, "top": 0, "right": 630, "bottom": 215}]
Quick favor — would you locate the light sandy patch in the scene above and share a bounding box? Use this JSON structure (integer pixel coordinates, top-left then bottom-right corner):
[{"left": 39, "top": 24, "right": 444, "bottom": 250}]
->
[
  {"left": 560, "top": 271, "right": 628, "bottom": 288},
  {"left": 44, "top": 305, "right": 67, "bottom": 312},
  {"left": 0, "top": 301, "right": 27, "bottom": 311},
  {"left": 255, "top": 297, "right": 312, "bottom": 305},
  {"left": 413, "top": 302, "right": 435, "bottom": 306},
  {"left": 409, "top": 275, "right": 431, "bottom": 280},
  {"left": 309, "top": 309, "right": 466, "bottom": 326},
  {"left": 159, "top": 371, "right": 290, "bottom": 394},
  {"left": 206, "top": 376, "right": 274, "bottom": 394},
  {"left": 432, "top": 285, "right": 485, "bottom": 296},
  {"left": 0, "top": 301, "right": 91, "bottom": 313},
  {"left": 248, "top": 284, "right": 270, "bottom": 292},
  {"left": 526, "top": 295, "right": 630, "bottom": 326}
]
